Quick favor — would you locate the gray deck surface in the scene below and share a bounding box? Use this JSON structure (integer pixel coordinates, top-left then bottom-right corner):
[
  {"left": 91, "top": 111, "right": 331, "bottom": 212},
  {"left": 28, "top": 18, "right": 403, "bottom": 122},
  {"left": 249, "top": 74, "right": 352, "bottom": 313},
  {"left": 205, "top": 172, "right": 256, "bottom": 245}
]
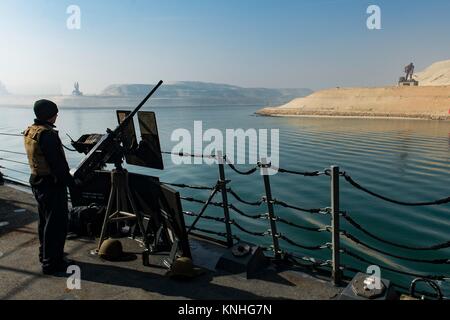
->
[{"left": 0, "top": 184, "right": 341, "bottom": 300}]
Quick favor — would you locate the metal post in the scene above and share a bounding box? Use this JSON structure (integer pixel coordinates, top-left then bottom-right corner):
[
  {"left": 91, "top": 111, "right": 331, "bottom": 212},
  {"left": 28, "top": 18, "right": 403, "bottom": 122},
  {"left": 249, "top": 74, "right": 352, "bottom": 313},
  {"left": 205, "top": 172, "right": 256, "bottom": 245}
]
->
[
  {"left": 187, "top": 187, "right": 220, "bottom": 234},
  {"left": 331, "top": 165, "right": 342, "bottom": 286},
  {"left": 261, "top": 159, "right": 281, "bottom": 260},
  {"left": 218, "top": 154, "right": 234, "bottom": 248}
]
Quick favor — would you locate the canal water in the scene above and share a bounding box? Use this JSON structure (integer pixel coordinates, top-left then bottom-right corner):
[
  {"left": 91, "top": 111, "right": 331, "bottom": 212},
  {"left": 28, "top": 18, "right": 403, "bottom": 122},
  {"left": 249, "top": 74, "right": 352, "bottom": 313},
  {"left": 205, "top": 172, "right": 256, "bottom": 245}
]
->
[{"left": 1, "top": 103, "right": 449, "bottom": 295}]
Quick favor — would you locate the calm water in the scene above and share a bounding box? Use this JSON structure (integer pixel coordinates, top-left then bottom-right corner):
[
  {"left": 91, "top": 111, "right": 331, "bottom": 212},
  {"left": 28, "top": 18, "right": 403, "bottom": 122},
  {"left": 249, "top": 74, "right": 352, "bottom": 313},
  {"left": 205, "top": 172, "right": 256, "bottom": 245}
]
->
[{"left": 1, "top": 104, "right": 450, "bottom": 294}]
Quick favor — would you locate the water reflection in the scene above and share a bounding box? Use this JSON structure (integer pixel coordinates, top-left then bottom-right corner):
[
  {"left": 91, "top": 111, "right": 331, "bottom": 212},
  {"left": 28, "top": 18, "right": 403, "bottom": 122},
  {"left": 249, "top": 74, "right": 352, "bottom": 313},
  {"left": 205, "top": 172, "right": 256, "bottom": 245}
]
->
[
  {"left": 283, "top": 116, "right": 450, "bottom": 137},
  {"left": 1, "top": 105, "right": 450, "bottom": 292}
]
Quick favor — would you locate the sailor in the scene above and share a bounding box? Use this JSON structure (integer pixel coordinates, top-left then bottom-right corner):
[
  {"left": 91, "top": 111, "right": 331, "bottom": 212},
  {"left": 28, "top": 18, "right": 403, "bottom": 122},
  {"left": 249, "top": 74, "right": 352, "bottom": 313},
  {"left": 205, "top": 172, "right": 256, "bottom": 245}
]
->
[{"left": 23, "top": 100, "right": 75, "bottom": 275}]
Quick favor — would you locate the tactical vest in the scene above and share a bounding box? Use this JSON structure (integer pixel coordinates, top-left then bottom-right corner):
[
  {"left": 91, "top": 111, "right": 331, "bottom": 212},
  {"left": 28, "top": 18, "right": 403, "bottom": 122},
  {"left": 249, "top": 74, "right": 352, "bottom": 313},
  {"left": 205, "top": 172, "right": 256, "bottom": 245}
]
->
[{"left": 23, "top": 124, "right": 54, "bottom": 176}]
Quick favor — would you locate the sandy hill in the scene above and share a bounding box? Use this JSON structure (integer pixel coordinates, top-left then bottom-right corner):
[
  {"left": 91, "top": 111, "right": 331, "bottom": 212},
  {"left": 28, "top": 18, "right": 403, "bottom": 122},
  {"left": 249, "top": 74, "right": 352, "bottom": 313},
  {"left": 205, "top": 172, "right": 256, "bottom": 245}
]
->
[
  {"left": 257, "top": 59, "right": 450, "bottom": 120},
  {"left": 101, "top": 82, "right": 312, "bottom": 106},
  {"left": 0, "top": 81, "right": 312, "bottom": 108},
  {"left": 415, "top": 59, "right": 450, "bottom": 86},
  {"left": 257, "top": 86, "right": 450, "bottom": 120}
]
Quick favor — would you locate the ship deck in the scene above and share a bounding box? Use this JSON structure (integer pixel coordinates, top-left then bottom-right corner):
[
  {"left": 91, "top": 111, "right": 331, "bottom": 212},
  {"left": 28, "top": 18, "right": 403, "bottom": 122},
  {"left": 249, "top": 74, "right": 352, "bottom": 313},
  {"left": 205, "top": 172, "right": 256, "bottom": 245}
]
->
[{"left": 0, "top": 184, "right": 341, "bottom": 300}]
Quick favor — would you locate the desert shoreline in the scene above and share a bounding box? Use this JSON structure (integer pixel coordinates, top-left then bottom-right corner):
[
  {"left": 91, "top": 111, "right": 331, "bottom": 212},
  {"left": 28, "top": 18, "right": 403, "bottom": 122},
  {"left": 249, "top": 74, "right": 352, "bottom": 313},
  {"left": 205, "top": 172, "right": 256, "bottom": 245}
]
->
[
  {"left": 255, "top": 113, "right": 450, "bottom": 121},
  {"left": 257, "top": 85, "right": 450, "bottom": 121}
]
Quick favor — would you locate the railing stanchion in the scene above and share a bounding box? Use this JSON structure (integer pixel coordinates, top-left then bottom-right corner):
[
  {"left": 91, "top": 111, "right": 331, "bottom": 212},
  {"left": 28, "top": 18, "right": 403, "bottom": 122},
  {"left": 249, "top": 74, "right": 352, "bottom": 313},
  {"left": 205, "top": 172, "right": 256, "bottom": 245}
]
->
[
  {"left": 218, "top": 153, "right": 234, "bottom": 248},
  {"left": 331, "top": 165, "right": 342, "bottom": 286},
  {"left": 261, "top": 158, "right": 281, "bottom": 260}
]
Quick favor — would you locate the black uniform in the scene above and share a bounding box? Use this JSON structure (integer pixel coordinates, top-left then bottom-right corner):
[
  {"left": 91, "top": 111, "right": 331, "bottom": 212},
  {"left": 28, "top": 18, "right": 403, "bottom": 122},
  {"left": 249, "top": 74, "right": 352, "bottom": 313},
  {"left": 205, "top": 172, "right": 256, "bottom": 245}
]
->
[{"left": 28, "top": 119, "right": 74, "bottom": 271}]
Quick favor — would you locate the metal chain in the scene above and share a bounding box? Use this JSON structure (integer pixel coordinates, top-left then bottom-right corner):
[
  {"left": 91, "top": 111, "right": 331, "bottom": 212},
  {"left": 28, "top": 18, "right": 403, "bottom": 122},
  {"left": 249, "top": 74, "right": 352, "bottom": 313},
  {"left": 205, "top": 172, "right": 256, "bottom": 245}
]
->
[
  {"left": 0, "top": 158, "right": 29, "bottom": 166},
  {"left": 161, "top": 181, "right": 214, "bottom": 190},
  {"left": 228, "top": 204, "right": 266, "bottom": 219},
  {"left": 273, "top": 199, "right": 323, "bottom": 215},
  {"left": 0, "top": 166, "right": 29, "bottom": 176},
  {"left": 279, "top": 234, "right": 330, "bottom": 251},
  {"left": 180, "top": 196, "right": 224, "bottom": 208},
  {"left": 183, "top": 211, "right": 226, "bottom": 223},
  {"left": 162, "top": 151, "right": 217, "bottom": 160},
  {"left": 226, "top": 188, "right": 263, "bottom": 206},
  {"left": 230, "top": 220, "right": 268, "bottom": 237},
  {"left": 275, "top": 216, "right": 324, "bottom": 232},
  {"left": 342, "top": 213, "right": 450, "bottom": 251},
  {"left": 0, "top": 149, "right": 27, "bottom": 156},
  {"left": 0, "top": 133, "right": 23, "bottom": 137},
  {"left": 343, "top": 248, "right": 447, "bottom": 281},
  {"left": 276, "top": 168, "right": 321, "bottom": 177},
  {"left": 341, "top": 172, "right": 450, "bottom": 206},
  {"left": 342, "top": 231, "right": 450, "bottom": 265},
  {"left": 226, "top": 162, "right": 259, "bottom": 175}
]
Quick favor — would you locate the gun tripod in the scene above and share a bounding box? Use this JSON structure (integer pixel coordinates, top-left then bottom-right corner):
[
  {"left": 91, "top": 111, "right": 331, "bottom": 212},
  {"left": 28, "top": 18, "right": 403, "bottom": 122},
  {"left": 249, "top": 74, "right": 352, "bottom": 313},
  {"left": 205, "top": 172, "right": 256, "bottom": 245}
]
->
[{"left": 96, "top": 163, "right": 149, "bottom": 252}]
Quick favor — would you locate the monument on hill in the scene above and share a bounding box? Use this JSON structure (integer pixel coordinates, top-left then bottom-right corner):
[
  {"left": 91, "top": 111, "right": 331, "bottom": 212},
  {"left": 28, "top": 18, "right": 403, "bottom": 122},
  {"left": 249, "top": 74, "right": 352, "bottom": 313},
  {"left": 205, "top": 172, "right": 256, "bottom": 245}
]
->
[{"left": 398, "top": 63, "right": 419, "bottom": 86}]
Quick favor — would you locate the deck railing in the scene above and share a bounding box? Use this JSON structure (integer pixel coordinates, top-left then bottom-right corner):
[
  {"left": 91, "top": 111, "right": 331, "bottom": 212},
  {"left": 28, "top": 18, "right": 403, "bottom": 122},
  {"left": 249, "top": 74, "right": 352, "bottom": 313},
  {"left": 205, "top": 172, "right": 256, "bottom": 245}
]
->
[{"left": 1, "top": 132, "right": 449, "bottom": 298}]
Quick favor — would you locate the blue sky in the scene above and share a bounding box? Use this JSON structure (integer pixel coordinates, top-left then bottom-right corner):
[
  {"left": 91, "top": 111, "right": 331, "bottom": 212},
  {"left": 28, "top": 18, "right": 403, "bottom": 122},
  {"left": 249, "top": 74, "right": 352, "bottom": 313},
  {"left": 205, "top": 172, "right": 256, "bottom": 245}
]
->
[{"left": 0, "top": 0, "right": 449, "bottom": 94}]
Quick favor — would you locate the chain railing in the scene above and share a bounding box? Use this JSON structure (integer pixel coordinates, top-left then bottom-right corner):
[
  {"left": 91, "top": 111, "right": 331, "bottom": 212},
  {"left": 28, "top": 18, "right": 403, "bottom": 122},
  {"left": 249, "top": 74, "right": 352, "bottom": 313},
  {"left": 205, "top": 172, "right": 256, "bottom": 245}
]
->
[
  {"left": 162, "top": 151, "right": 450, "bottom": 298},
  {"left": 1, "top": 131, "right": 450, "bottom": 299}
]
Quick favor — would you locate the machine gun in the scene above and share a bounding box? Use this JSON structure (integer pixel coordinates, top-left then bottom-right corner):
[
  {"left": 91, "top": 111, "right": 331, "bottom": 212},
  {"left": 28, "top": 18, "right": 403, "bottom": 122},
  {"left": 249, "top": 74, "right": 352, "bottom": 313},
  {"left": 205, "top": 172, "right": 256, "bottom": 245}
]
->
[
  {"left": 71, "top": 80, "right": 163, "bottom": 182},
  {"left": 69, "top": 80, "right": 172, "bottom": 255}
]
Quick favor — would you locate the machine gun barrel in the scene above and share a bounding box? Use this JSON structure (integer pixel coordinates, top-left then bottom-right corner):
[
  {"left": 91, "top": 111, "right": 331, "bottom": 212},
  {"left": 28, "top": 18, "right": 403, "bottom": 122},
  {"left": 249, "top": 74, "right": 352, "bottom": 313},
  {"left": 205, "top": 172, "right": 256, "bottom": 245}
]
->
[
  {"left": 71, "top": 81, "right": 163, "bottom": 182},
  {"left": 112, "top": 80, "right": 163, "bottom": 136}
]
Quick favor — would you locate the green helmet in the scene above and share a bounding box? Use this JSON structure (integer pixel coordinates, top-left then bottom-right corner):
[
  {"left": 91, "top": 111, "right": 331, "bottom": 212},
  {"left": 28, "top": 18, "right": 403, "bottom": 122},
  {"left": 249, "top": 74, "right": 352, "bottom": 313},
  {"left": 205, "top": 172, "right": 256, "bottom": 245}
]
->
[
  {"left": 166, "top": 257, "right": 205, "bottom": 279},
  {"left": 98, "top": 239, "right": 134, "bottom": 262}
]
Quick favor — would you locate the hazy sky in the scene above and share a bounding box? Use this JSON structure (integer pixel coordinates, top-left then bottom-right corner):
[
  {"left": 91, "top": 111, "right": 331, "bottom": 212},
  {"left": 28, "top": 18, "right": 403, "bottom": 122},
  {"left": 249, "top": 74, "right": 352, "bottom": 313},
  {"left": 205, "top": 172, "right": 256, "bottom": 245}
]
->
[{"left": 1, "top": 0, "right": 449, "bottom": 94}]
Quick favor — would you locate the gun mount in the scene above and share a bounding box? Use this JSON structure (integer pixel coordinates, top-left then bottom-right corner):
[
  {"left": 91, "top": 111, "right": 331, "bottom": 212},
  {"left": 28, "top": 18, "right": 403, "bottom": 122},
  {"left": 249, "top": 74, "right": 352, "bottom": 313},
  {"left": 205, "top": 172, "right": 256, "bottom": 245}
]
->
[
  {"left": 70, "top": 80, "right": 164, "bottom": 182},
  {"left": 68, "top": 80, "right": 192, "bottom": 265}
]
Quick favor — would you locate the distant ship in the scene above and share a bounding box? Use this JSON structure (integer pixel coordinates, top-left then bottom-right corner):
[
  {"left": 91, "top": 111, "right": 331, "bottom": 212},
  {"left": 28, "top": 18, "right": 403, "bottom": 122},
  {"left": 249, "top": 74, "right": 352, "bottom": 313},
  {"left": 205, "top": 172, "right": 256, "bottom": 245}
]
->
[{"left": 72, "top": 82, "right": 83, "bottom": 96}]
